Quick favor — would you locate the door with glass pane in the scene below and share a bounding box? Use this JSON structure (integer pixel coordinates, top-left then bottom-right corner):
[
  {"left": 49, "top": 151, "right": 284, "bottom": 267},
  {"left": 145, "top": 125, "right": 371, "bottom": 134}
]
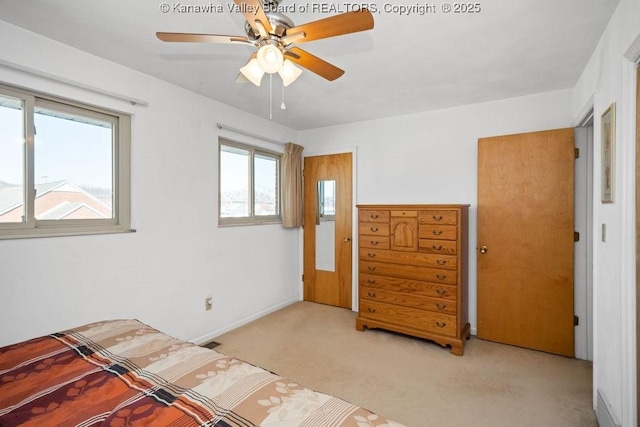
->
[{"left": 303, "top": 153, "right": 352, "bottom": 308}]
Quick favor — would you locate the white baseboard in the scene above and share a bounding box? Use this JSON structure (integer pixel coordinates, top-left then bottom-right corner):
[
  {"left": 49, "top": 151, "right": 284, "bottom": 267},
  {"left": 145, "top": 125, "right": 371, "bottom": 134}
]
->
[
  {"left": 190, "top": 297, "right": 299, "bottom": 345},
  {"left": 597, "top": 389, "right": 621, "bottom": 427}
]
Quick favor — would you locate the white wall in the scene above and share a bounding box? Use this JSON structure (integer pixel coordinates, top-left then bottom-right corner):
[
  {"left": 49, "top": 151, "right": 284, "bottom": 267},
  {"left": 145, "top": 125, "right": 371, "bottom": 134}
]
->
[
  {"left": 0, "top": 20, "right": 301, "bottom": 347},
  {"left": 572, "top": 0, "right": 640, "bottom": 424},
  {"left": 300, "top": 89, "right": 574, "bottom": 336}
]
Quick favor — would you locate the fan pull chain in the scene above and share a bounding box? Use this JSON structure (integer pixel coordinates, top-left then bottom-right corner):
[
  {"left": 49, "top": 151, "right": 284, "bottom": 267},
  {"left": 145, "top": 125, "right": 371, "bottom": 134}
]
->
[
  {"left": 281, "top": 80, "right": 286, "bottom": 110},
  {"left": 269, "top": 74, "right": 273, "bottom": 120}
]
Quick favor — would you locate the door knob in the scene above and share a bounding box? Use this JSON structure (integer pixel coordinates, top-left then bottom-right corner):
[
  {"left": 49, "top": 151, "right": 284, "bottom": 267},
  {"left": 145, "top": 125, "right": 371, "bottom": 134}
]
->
[
  {"left": 343, "top": 237, "right": 351, "bottom": 242},
  {"left": 480, "top": 245, "right": 488, "bottom": 254}
]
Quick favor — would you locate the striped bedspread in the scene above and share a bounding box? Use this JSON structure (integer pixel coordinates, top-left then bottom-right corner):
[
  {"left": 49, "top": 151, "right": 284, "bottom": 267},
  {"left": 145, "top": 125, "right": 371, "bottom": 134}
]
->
[{"left": 0, "top": 319, "right": 404, "bottom": 426}]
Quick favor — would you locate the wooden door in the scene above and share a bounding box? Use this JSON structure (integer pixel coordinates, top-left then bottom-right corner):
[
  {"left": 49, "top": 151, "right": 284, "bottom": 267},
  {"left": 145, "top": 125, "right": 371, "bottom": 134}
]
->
[
  {"left": 390, "top": 215, "right": 418, "bottom": 252},
  {"left": 303, "top": 153, "right": 353, "bottom": 308},
  {"left": 477, "top": 128, "right": 575, "bottom": 357}
]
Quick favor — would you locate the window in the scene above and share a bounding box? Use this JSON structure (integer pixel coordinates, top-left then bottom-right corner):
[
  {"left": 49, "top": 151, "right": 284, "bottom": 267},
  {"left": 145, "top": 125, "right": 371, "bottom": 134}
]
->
[
  {"left": 317, "top": 179, "right": 336, "bottom": 220},
  {"left": 0, "top": 84, "right": 131, "bottom": 239},
  {"left": 219, "top": 139, "right": 281, "bottom": 226}
]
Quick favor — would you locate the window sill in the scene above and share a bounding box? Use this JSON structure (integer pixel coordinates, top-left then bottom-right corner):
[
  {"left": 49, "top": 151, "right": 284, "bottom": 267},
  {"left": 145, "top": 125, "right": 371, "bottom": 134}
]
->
[
  {"left": 0, "top": 227, "right": 136, "bottom": 240},
  {"left": 218, "top": 218, "right": 282, "bottom": 227}
]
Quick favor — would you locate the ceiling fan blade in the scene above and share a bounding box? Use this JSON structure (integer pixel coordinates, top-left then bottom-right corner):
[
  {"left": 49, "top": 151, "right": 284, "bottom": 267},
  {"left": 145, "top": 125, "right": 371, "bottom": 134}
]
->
[
  {"left": 284, "top": 47, "right": 344, "bottom": 81},
  {"left": 284, "top": 9, "right": 374, "bottom": 43},
  {"left": 233, "top": 0, "right": 273, "bottom": 34},
  {"left": 156, "top": 32, "right": 251, "bottom": 45}
]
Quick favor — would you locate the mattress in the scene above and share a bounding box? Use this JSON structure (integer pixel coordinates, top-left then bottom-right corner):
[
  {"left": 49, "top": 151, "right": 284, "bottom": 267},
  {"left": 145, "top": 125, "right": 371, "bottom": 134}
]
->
[{"left": 0, "top": 319, "right": 404, "bottom": 426}]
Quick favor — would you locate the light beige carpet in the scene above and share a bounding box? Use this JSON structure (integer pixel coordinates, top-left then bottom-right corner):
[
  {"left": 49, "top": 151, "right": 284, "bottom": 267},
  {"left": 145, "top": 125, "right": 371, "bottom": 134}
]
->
[{"left": 214, "top": 301, "right": 595, "bottom": 427}]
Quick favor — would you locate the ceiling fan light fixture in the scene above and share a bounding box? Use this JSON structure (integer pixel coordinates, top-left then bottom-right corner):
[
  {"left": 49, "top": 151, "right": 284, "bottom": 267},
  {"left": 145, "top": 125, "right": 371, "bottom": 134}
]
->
[
  {"left": 257, "top": 43, "right": 283, "bottom": 73},
  {"left": 239, "top": 58, "right": 265, "bottom": 86},
  {"left": 278, "top": 59, "right": 302, "bottom": 86}
]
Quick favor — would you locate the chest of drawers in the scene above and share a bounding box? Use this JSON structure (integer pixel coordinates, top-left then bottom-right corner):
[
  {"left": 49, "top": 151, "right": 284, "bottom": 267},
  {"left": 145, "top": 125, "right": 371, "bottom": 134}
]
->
[{"left": 356, "top": 204, "right": 470, "bottom": 355}]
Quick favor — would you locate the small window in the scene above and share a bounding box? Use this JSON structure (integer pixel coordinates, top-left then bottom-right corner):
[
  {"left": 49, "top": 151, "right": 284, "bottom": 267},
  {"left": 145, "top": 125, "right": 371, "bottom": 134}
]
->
[
  {"left": 0, "top": 84, "right": 131, "bottom": 239},
  {"left": 219, "top": 139, "right": 281, "bottom": 226},
  {"left": 317, "top": 179, "right": 336, "bottom": 220}
]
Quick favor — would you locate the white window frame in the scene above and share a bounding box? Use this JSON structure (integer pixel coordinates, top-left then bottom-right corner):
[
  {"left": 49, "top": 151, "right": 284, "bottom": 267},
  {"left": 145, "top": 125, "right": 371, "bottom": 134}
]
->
[
  {"left": 0, "top": 83, "right": 131, "bottom": 239},
  {"left": 218, "top": 138, "right": 281, "bottom": 226}
]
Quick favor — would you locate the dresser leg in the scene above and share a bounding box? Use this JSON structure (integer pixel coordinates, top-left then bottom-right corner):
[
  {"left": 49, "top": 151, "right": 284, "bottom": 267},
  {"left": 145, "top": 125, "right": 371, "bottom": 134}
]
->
[
  {"left": 355, "top": 318, "right": 365, "bottom": 332},
  {"left": 450, "top": 342, "right": 464, "bottom": 356}
]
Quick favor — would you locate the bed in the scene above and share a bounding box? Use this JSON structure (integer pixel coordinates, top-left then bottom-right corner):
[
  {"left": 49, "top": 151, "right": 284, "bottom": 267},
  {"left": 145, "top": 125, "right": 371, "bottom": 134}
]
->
[{"left": 0, "top": 319, "right": 403, "bottom": 426}]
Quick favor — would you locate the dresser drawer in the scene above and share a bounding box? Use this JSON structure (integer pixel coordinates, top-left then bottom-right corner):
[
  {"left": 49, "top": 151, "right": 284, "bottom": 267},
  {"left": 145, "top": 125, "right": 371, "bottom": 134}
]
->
[
  {"left": 419, "top": 225, "right": 458, "bottom": 241},
  {"left": 360, "top": 300, "right": 457, "bottom": 337},
  {"left": 361, "top": 261, "right": 457, "bottom": 285},
  {"left": 359, "top": 249, "right": 457, "bottom": 270},
  {"left": 390, "top": 210, "right": 418, "bottom": 218},
  {"left": 419, "top": 210, "right": 458, "bottom": 225},
  {"left": 359, "top": 236, "right": 390, "bottom": 249},
  {"left": 358, "top": 210, "right": 390, "bottom": 223},
  {"left": 361, "top": 286, "right": 456, "bottom": 315},
  {"left": 359, "top": 274, "right": 456, "bottom": 300},
  {"left": 359, "top": 223, "right": 390, "bottom": 237},
  {"left": 419, "top": 239, "right": 458, "bottom": 255}
]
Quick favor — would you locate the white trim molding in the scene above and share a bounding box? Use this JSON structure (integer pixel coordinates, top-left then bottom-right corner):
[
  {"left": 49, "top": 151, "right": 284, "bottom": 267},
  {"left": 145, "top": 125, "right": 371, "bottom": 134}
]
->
[
  {"left": 0, "top": 59, "right": 148, "bottom": 106},
  {"left": 619, "top": 44, "right": 638, "bottom": 427}
]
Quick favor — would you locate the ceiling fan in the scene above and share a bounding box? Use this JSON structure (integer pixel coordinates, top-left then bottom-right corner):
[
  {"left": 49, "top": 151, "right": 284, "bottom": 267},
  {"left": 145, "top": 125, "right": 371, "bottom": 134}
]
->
[{"left": 156, "top": 0, "right": 374, "bottom": 87}]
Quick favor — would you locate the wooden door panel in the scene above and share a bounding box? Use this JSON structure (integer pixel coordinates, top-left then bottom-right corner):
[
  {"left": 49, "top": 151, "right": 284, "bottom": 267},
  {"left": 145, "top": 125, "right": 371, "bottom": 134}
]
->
[
  {"left": 303, "top": 153, "right": 353, "bottom": 308},
  {"left": 477, "top": 128, "right": 575, "bottom": 357},
  {"left": 390, "top": 218, "right": 418, "bottom": 251}
]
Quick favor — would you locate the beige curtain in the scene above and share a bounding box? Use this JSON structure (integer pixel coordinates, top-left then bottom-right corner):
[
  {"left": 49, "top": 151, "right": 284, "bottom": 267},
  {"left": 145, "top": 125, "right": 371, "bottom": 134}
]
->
[{"left": 281, "top": 142, "right": 304, "bottom": 228}]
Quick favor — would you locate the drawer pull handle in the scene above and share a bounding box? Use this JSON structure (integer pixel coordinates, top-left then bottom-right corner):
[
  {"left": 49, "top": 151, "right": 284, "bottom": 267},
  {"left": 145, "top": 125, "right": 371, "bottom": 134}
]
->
[
  {"left": 436, "top": 303, "right": 447, "bottom": 311},
  {"left": 367, "top": 280, "right": 376, "bottom": 284},
  {"left": 436, "top": 321, "right": 447, "bottom": 328},
  {"left": 367, "top": 292, "right": 377, "bottom": 298},
  {"left": 433, "top": 215, "right": 443, "bottom": 221},
  {"left": 371, "top": 214, "right": 379, "bottom": 219},
  {"left": 436, "top": 274, "right": 447, "bottom": 281},
  {"left": 371, "top": 241, "right": 380, "bottom": 246},
  {"left": 436, "top": 260, "right": 447, "bottom": 265},
  {"left": 367, "top": 307, "right": 376, "bottom": 313},
  {"left": 368, "top": 253, "right": 376, "bottom": 258},
  {"left": 368, "top": 266, "right": 377, "bottom": 272},
  {"left": 370, "top": 227, "right": 379, "bottom": 232},
  {"left": 436, "top": 288, "right": 447, "bottom": 296},
  {"left": 432, "top": 230, "right": 443, "bottom": 236},
  {"left": 432, "top": 245, "right": 443, "bottom": 251}
]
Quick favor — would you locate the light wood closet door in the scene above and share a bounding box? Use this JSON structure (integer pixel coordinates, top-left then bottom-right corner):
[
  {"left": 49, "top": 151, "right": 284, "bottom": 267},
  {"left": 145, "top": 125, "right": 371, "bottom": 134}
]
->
[
  {"left": 303, "top": 153, "right": 353, "bottom": 308},
  {"left": 477, "top": 128, "right": 575, "bottom": 357}
]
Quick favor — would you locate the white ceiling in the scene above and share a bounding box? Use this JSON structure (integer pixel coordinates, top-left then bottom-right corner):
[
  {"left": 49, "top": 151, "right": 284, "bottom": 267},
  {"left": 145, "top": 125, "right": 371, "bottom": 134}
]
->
[{"left": 0, "top": 0, "right": 619, "bottom": 130}]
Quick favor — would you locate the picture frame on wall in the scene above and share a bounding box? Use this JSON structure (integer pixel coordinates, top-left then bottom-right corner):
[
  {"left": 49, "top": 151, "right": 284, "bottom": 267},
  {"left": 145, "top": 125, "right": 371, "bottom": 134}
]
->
[{"left": 601, "top": 102, "right": 616, "bottom": 203}]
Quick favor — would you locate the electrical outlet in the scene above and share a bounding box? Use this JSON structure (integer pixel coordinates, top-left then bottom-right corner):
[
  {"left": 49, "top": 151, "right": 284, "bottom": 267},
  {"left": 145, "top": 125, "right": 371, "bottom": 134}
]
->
[{"left": 205, "top": 296, "right": 213, "bottom": 311}]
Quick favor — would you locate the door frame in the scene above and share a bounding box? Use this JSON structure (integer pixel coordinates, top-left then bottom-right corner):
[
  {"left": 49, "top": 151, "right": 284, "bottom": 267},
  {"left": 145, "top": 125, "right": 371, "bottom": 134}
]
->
[
  {"left": 299, "top": 146, "right": 359, "bottom": 310},
  {"left": 574, "top": 115, "right": 595, "bottom": 361},
  {"left": 616, "top": 37, "right": 639, "bottom": 425}
]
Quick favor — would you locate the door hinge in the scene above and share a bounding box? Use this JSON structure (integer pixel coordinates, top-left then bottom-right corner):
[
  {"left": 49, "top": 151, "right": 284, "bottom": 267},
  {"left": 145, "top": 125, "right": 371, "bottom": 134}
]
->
[
  {"left": 574, "top": 231, "right": 580, "bottom": 242},
  {"left": 574, "top": 148, "right": 580, "bottom": 159},
  {"left": 574, "top": 315, "right": 579, "bottom": 326},
  {"left": 301, "top": 274, "right": 304, "bottom": 282}
]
